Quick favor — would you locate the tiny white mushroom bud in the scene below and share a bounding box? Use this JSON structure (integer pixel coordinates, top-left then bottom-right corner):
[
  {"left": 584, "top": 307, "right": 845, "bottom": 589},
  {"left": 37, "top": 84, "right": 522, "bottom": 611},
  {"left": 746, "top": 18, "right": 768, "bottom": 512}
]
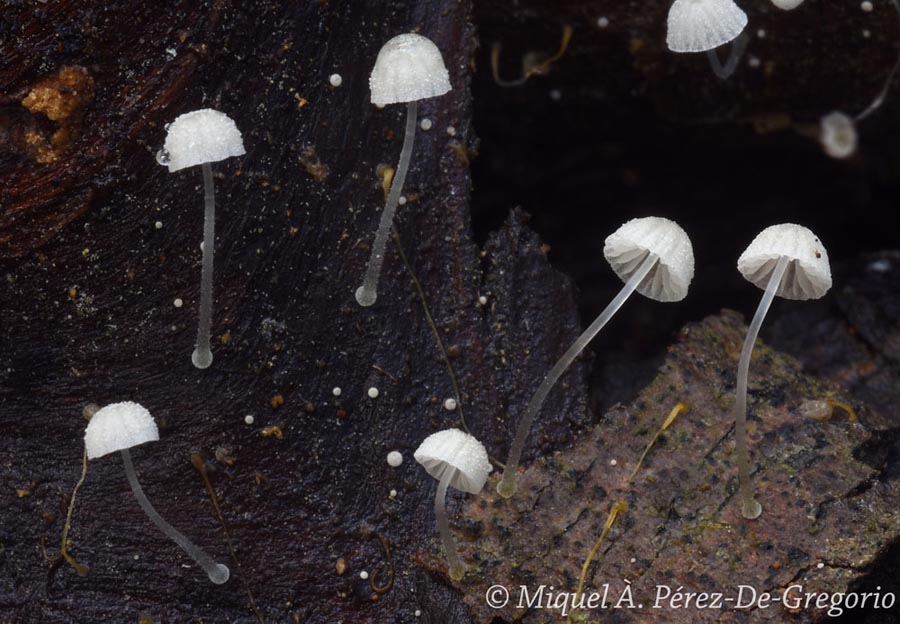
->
[
  {"left": 443, "top": 398, "right": 458, "bottom": 411},
  {"left": 820, "top": 111, "right": 858, "bottom": 159},
  {"left": 329, "top": 73, "right": 343, "bottom": 87},
  {"left": 387, "top": 450, "right": 403, "bottom": 467},
  {"left": 368, "top": 387, "right": 379, "bottom": 399},
  {"left": 332, "top": 387, "right": 342, "bottom": 397}
]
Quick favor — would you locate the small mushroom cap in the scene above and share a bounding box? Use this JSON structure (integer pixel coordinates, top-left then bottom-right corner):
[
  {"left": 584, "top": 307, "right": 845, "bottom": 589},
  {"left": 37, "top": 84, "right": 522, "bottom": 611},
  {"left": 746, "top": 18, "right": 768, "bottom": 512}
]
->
[
  {"left": 160, "top": 108, "right": 245, "bottom": 173},
  {"left": 84, "top": 401, "right": 160, "bottom": 459},
  {"left": 667, "top": 0, "right": 748, "bottom": 53},
  {"left": 414, "top": 428, "right": 492, "bottom": 495},
  {"left": 603, "top": 216, "right": 695, "bottom": 302},
  {"left": 737, "top": 223, "right": 832, "bottom": 300},
  {"left": 819, "top": 111, "right": 858, "bottom": 160},
  {"left": 770, "top": 0, "right": 805, "bottom": 9},
  {"left": 369, "top": 33, "right": 452, "bottom": 106}
]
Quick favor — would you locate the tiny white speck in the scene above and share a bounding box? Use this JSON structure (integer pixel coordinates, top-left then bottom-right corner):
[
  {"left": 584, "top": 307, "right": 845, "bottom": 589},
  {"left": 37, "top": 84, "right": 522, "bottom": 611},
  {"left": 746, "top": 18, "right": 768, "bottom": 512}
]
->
[
  {"left": 443, "top": 398, "right": 457, "bottom": 411},
  {"left": 610, "top": 459, "right": 617, "bottom": 466},
  {"left": 861, "top": 0, "right": 873, "bottom": 11},
  {"left": 200, "top": 241, "right": 204, "bottom": 251},
  {"left": 415, "top": 610, "right": 422, "bottom": 617},
  {"left": 368, "top": 387, "right": 379, "bottom": 399},
  {"left": 359, "top": 570, "right": 369, "bottom": 580},
  {"left": 389, "top": 489, "right": 397, "bottom": 499},
  {"left": 387, "top": 450, "right": 403, "bottom": 467},
  {"left": 748, "top": 56, "right": 761, "bottom": 68},
  {"left": 757, "top": 29, "right": 766, "bottom": 39},
  {"left": 332, "top": 387, "right": 342, "bottom": 397},
  {"left": 154, "top": 221, "right": 163, "bottom": 229},
  {"left": 550, "top": 89, "right": 562, "bottom": 101},
  {"left": 244, "top": 415, "right": 254, "bottom": 425},
  {"left": 133, "top": 554, "right": 140, "bottom": 560},
  {"left": 446, "top": 125, "right": 456, "bottom": 136},
  {"left": 165, "top": 48, "right": 177, "bottom": 58},
  {"left": 630, "top": 557, "right": 636, "bottom": 563},
  {"left": 597, "top": 16, "right": 609, "bottom": 28},
  {"left": 868, "top": 259, "right": 891, "bottom": 273},
  {"left": 420, "top": 118, "right": 433, "bottom": 131},
  {"left": 817, "top": 562, "right": 825, "bottom": 569},
  {"left": 173, "top": 298, "right": 183, "bottom": 308},
  {"left": 329, "top": 73, "right": 343, "bottom": 87},
  {"left": 398, "top": 196, "right": 407, "bottom": 205},
  {"left": 863, "top": 29, "right": 872, "bottom": 38},
  {"left": 478, "top": 295, "right": 488, "bottom": 306}
]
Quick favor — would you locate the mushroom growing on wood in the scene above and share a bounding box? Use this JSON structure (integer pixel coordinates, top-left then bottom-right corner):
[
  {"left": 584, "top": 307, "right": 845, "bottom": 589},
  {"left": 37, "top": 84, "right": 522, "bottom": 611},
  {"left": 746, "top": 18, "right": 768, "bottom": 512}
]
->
[
  {"left": 666, "top": 0, "right": 749, "bottom": 80},
  {"left": 414, "top": 428, "right": 491, "bottom": 581},
  {"left": 84, "top": 401, "right": 230, "bottom": 584},
  {"left": 157, "top": 109, "right": 245, "bottom": 369},
  {"left": 497, "top": 217, "right": 695, "bottom": 498},
  {"left": 734, "top": 224, "right": 832, "bottom": 519},
  {"left": 355, "top": 33, "right": 452, "bottom": 307}
]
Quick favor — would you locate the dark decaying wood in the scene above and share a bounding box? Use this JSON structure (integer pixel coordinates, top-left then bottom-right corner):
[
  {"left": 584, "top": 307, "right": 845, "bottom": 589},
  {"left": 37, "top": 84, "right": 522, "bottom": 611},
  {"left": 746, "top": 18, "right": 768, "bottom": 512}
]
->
[{"left": 2, "top": 1, "right": 899, "bottom": 623}]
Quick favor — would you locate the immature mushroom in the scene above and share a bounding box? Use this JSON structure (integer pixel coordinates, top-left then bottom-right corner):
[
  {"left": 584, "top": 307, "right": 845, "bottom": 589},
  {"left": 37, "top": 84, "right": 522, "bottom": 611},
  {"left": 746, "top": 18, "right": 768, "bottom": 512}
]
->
[
  {"left": 819, "top": 111, "right": 858, "bottom": 159},
  {"left": 157, "top": 109, "right": 245, "bottom": 369},
  {"left": 666, "top": 0, "right": 749, "bottom": 80},
  {"left": 84, "top": 401, "right": 230, "bottom": 584},
  {"left": 497, "top": 217, "right": 695, "bottom": 498},
  {"left": 770, "top": 0, "right": 805, "bottom": 9},
  {"left": 414, "top": 428, "right": 492, "bottom": 581},
  {"left": 355, "top": 33, "right": 452, "bottom": 307},
  {"left": 734, "top": 224, "right": 832, "bottom": 519}
]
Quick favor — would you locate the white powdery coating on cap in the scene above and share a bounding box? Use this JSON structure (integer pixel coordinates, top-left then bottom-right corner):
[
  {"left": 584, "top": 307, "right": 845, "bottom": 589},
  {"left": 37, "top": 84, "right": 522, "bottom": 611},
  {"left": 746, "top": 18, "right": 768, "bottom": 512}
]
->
[
  {"left": 413, "top": 428, "right": 492, "bottom": 495},
  {"left": 667, "top": 0, "right": 748, "bottom": 53},
  {"left": 771, "top": 0, "right": 805, "bottom": 9},
  {"left": 737, "top": 223, "right": 832, "bottom": 300},
  {"left": 162, "top": 108, "right": 246, "bottom": 172},
  {"left": 819, "top": 111, "right": 858, "bottom": 160},
  {"left": 84, "top": 401, "right": 160, "bottom": 459},
  {"left": 603, "top": 216, "right": 695, "bottom": 302},
  {"left": 370, "top": 33, "right": 452, "bottom": 106}
]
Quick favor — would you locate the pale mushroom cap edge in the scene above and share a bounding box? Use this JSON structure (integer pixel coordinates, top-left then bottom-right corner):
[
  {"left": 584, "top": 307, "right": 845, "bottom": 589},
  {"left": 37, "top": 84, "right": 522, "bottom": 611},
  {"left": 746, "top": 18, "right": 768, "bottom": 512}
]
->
[
  {"left": 666, "top": 0, "right": 748, "bottom": 53},
  {"left": 370, "top": 33, "right": 452, "bottom": 106},
  {"left": 414, "top": 428, "right": 492, "bottom": 495},
  {"left": 737, "top": 223, "right": 832, "bottom": 300},
  {"left": 603, "top": 216, "right": 695, "bottom": 302},
  {"left": 84, "top": 401, "right": 160, "bottom": 459}
]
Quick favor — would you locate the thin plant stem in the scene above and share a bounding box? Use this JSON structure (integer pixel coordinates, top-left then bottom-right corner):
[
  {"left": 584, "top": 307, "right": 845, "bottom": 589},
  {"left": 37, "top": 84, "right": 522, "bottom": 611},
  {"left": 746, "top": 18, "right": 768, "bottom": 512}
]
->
[
  {"left": 735, "top": 255, "right": 789, "bottom": 520},
  {"left": 121, "top": 449, "right": 229, "bottom": 584},
  {"left": 356, "top": 100, "right": 418, "bottom": 307},
  {"left": 497, "top": 253, "right": 659, "bottom": 498},
  {"left": 193, "top": 162, "right": 216, "bottom": 369},
  {"left": 435, "top": 468, "right": 465, "bottom": 581},
  {"left": 60, "top": 450, "right": 89, "bottom": 576},
  {"left": 856, "top": 0, "right": 900, "bottom": 122}
]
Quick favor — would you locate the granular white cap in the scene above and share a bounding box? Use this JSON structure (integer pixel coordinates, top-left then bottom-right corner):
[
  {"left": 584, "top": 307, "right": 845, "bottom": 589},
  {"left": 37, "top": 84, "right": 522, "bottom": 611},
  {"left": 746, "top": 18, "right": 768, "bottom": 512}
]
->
[
  {"left": 84, "top": 401, "right": 160, "bottom": 459},
  {"left": 369, "top": 33, "right": 452, "bottom": 106},
  {"left": 414, "top": 428, "right": 492, "bottom": 494},
  {"left": 737, "top": 224, "right": 832, "bottom": 300},
  {"left": 771, "top": 0, "right": 805, "bottom": 9},
  {"left": 667, "top": 0, "right": 748, "bottom": 53},
  {"left": 819, "top": 111, "right": 857, "bottom": 160},
  {"left": 603, "top": 217, "right": 695, "bottom": 302},
  {"left": 160, "top": 109, "right": 245, "bottom": 173}
]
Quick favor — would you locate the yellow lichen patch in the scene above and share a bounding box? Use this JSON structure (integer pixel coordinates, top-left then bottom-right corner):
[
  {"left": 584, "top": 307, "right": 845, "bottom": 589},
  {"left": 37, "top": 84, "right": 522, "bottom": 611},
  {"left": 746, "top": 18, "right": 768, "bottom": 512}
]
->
[
  {"left": 20, "top": 65, "right": 96, "bottom": 164},
  {"left": 261, "top": 425, "right": 283, "bottom": 439},
  {"left": 270, "top": 394, "right": 284, "bottom": 409},
  {"left": 377, "top": 164, "right": 395, "bottom": 201}
]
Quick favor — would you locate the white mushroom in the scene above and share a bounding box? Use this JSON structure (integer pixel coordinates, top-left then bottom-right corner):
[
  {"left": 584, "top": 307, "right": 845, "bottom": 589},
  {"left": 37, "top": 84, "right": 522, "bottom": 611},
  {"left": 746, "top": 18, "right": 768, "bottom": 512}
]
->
[
  {"left": 84, "top": 401, "right": 230, "bottom": 584},
  {"left": 819, "top": 111, "right": 858, "bottom": 160},
  {"left": 667, "top": 0, "right": 749, "bottom": 80},
  {"left": 733, "top": 224, "right": 832, "bottom": 519},
  {"left": 414, "top": 428, "right": 491, "bottom": 580},
  {"left": 355, "top": 34, "right": 452, "bottom": 307},
  {"left": 157, "top": 109, "right": 245, "bottom": 369},
  {"left": 497, "top": 217, "right": 695, "bottom": 498}
]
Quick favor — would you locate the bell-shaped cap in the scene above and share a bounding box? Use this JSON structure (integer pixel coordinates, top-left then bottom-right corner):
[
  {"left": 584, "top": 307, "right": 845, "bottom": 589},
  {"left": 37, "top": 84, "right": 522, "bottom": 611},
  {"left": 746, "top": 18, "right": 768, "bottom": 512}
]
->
[
  {"left": 737, "top": 223, "right": 832, "bottom": 300},
  {"left": 771, "top": 0, "right": 805, "bottom": 9},
  {"left": 603, "top": 216, "right": 695, "bottom": 302},
  {"left": 819, "top": 111, "right": 857, "bottom": 160},
  {"left": 159, "top": 109, "right": 245, "bottom": 173},
  {"left": 84, "top": 401, "right": 160, "bottom": 459},
  {"left": 414, "top": 428, "right": 492, "bottom": 495},
  {"left": 667, "top": 0, "right": 748, "bottom": 53},
  {"left": 369, "top": 33, "right": 452, "bottom": 106}
]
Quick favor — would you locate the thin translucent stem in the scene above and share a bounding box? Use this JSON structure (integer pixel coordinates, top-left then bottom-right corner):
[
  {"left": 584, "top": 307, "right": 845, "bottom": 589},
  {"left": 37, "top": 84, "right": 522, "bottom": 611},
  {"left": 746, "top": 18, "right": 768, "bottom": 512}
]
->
[
  {"left": 855, "top": 0, "right": 900, "bottom": 122},
  {"left": 497, "top": 252, "right": 659, "bottom": 498},
  {"left": 192, "top": 162, "right": 216, "bottom": 369},
  {"left": 707, "top": 32, "right": 749, "bottom": 80},
  {"left": 355, "top": 100, "right": 418, "bottom": 307},
  {"left": 121, "top": 449, "right": 230, "bottom": 584},
  {"left": 735, "top": 255, "right": 789, "bottom": 520},
  {"left": 435, "top": 468, "right": 465, "bottom": 581}
]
